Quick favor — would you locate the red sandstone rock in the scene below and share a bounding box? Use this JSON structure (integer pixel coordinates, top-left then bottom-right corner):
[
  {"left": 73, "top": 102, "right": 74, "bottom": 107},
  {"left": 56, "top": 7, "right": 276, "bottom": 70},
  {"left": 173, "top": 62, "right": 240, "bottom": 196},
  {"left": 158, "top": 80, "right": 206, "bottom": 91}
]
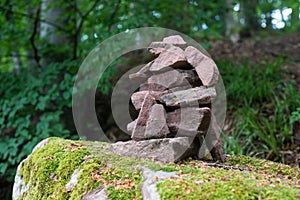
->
[
  {"left": 148, "top": 35, "right": 187, "bottom": 55},
  {"left": 144, "top": 104, "right": 170, "bottom": 139},
  {"left": 132, "top": 93, "right": 155, "bottom": 140},
  {"left": 166, "top": 107, "right": 211, "bottom": 137},
  {"left": 129, "top": 61, "right": 153, "bottom": 83},
  {"left": 131, "top": 91, "right": 167, "bottom": 110},
  {"left": 150, "top": 46, "right": 188, "bottom": 72},
  {"left": 158, "top": 87, "right": 216, "bottom": 107},
  {"left": 185, "top": 46, "right": 219, "bottom": 86},
  {"left": 162, "top": 35, "right": 187, "bottom": 45}
]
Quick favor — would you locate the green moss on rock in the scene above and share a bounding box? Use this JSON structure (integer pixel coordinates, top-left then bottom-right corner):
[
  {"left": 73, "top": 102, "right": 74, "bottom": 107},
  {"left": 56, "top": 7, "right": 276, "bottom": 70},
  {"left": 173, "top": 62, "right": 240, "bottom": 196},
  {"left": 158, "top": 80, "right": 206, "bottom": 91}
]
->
[
  {"left": 15, "top": 137, "right": 300, "bottom": 200},
  {"left": 157, "top": 157, "right": 300, "bottom": 199},
  {"left": 226, "top": 155, "right": 300, "bottom": 179},
  {"left": 17, "top": 137, "right": 152, "bottom": 200}
]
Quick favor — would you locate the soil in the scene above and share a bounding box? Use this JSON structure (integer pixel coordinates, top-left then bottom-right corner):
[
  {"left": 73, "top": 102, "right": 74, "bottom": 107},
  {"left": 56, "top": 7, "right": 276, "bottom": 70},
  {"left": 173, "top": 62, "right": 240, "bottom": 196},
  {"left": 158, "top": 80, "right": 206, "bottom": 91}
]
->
[{"left": 208, "top": 31, "right": 300, "bottom": 87}]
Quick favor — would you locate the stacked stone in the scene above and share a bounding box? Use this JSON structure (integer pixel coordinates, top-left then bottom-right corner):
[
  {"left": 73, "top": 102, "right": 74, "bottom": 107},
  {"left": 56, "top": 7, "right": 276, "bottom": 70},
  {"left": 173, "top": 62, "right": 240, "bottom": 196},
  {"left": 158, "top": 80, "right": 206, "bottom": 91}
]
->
[{"left": 111, "top": 35, "right": 224, "bottom": 162}]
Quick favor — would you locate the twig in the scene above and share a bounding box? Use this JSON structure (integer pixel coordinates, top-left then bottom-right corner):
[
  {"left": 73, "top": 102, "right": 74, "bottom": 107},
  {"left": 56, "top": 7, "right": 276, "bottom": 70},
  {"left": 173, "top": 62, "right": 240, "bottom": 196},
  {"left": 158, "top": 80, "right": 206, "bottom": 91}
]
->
[{"left": 205, "top": 162, "right": 248, "bottom": 171}]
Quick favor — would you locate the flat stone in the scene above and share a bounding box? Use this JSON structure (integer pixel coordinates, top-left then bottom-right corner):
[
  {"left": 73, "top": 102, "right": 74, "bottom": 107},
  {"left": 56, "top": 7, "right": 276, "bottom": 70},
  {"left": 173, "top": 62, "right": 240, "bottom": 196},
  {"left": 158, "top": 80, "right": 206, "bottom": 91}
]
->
[
  {"left": 148, "top": 42, "right": 174, "bottom": 55},
  {"left": 150, "top": 46, "right": 188, "bottom": 72},
  {"left": 144, "top": 104, "right": 170, "bottom": 139},
  {"left": 158, "top": 87, "right": 216, "bottom": 107},
  {"left": 162, "top": 35, "right": 187, "bottom": 45},
  {"left": 166, "top": 107, "right": 211, "bottom": 137},
  {"left": 109, "top": 137, "right": 199, "bottom": 163},
  {"left": 185, "top": 46, "right": 219, "bottom": 86},
  {"left": 131, "top": 91, "right": 167, "bottom": 110},
  {"left": 139, "top": 83, "right": 167, "bottom": 91},
  {"left": 148, "top": 70, "right": 182, "bottom": 89},
  {"left": 147, "top": 69, "right": 199, "bottom": 89},
  {"left": 129, "top": 61, "right": 153, "bottom": 83},
  {"left": 148, "top": 35, "right": 187, "bottom": 55},
  {"left": 131, "top": 94, "right": 156, "bottom": 140},
  {"left": 139, "top": 70, "right": 199, "bottom": 92}
]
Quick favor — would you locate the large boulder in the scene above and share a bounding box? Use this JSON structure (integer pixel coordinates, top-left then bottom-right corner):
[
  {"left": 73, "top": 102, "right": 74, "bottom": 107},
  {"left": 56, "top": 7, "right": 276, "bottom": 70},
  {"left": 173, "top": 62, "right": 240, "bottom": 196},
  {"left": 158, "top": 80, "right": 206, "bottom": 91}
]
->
[{"left": 12, "top": 137, "right": 300, "bottom": 200}]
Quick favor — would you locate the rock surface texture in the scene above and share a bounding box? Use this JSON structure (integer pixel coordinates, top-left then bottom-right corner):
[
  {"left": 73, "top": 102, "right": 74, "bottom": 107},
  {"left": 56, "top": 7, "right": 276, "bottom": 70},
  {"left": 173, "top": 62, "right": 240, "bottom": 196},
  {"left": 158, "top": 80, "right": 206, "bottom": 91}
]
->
[
  {"left": 110, "top": 137, "right": 198, "bottom": 163},
  {"left": 125, "top": 35, "right": 225, "bottom": 162}
]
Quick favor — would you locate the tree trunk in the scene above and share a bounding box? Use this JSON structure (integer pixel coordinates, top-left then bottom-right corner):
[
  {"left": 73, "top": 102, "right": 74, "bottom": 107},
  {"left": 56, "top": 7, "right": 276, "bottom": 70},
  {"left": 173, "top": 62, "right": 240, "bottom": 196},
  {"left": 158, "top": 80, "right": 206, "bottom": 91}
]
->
[
  {"left": 225, "top": 0, "right": 240, "bottom": 42},
  {"left": 291, "top": 6, "right": 299, "bottom": 30},
  {"left": 40, "top": 0, "right": 75, "bottom": 67},
  {"left": 240, "top": 0, "right": 260, "bottom": 36},
  {"left": 12, "top": 51, "right": 22, "bottom": 74},
  {"left": 24, "top": 4, "right": 40, "bottom": 69}
]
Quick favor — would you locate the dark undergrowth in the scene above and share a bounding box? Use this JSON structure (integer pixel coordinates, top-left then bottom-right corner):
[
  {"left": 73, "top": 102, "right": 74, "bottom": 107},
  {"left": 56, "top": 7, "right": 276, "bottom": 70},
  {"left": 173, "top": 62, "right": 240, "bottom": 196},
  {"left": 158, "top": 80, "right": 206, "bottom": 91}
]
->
[{"left": 218, "top": 58, "right": 300, "bottom": 165}]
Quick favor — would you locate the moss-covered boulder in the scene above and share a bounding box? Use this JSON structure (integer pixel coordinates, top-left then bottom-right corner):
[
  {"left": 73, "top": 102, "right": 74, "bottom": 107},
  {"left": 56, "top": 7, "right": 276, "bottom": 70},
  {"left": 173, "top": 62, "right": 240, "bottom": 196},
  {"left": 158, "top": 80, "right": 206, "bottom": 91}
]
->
[{"left": 13, "top": 137, "right": 300, "bottom": 200}]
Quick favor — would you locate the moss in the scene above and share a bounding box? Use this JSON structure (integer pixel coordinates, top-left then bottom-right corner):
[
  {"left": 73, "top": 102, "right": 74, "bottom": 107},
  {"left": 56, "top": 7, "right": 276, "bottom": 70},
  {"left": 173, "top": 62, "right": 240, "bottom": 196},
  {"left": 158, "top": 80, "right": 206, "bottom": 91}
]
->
[
  {"left": 18, "top": 137, "right": 300, "bottom": 199},
  {"left": 157, "top": 159, "right": 300, "bottom": 199},
  {"left": 69, "top": 162, "right": 103, "bottom": 199},
  {"left": 19, "top": 138, "right": 91, "bottom": 200},
  {"left": 225, "top": 155, "right": 300, "bottom": 179},
  {"left": 18, "top": 137, "right": 152, "bottom": 200}
]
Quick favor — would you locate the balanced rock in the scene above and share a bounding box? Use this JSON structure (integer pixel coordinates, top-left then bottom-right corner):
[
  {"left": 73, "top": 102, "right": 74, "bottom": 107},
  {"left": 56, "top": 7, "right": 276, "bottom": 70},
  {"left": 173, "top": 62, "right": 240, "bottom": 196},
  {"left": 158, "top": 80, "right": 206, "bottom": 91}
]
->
[
  {"left": 148, "top": 35, "right": 187, "bottom": 55},
  {"left": 129, "top": 61, "right": 153, "bottom": 83},
  {"left": 185, "top": 46, "right": 219, "bottom": 87},
  {"left": 139, "top": 83, "right": 167, "bottom": 91},
  {"left": 150, "top": 46, "right": 188, "bottom": 72},
  {"left": 144, "top": 104, "right": 170, "bottom": 139},
  {"left": 166, "top": 107, "right": 211, "bottom": 137},
  {"left": 148, "top": 69, "right": 200, "bottom": 88},
  {"left": 128, "top": 104, "right": 171, "bottom": 139},
  {"left": 148, "top": 42, "right": 173, "bottom": 55},
  {"left": 132, "top": 93, "right": 156, "bottom": 140},
  {"left": 162, "top": 35, "right": 187, "bottom": 46},
  {"left": 131, "top": 91, "right": 168, "bottom": 110},
  {"left": 158, "top": 87, "right": 216, "bottom": 107}
]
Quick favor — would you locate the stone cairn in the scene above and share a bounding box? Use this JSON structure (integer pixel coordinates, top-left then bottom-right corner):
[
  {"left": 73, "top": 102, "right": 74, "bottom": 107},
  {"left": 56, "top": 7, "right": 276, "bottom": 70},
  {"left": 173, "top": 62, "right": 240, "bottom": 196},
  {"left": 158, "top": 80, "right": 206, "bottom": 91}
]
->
[{"left": 110, "top": 35, "right": 224, "bottom": 163}]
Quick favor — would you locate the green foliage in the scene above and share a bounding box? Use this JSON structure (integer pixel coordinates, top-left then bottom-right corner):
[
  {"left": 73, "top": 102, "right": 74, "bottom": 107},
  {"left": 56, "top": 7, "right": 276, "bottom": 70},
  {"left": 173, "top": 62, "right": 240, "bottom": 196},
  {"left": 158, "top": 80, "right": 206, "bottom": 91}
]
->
[
  {"left": 290, "top": 108, "right": 300, "bottom": 124},
  {"left": 0, "top": 61, "right": 79, "bottom": 181},
  {"left": 219, "top": 59, "right": 300, "bottom": 161}
]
